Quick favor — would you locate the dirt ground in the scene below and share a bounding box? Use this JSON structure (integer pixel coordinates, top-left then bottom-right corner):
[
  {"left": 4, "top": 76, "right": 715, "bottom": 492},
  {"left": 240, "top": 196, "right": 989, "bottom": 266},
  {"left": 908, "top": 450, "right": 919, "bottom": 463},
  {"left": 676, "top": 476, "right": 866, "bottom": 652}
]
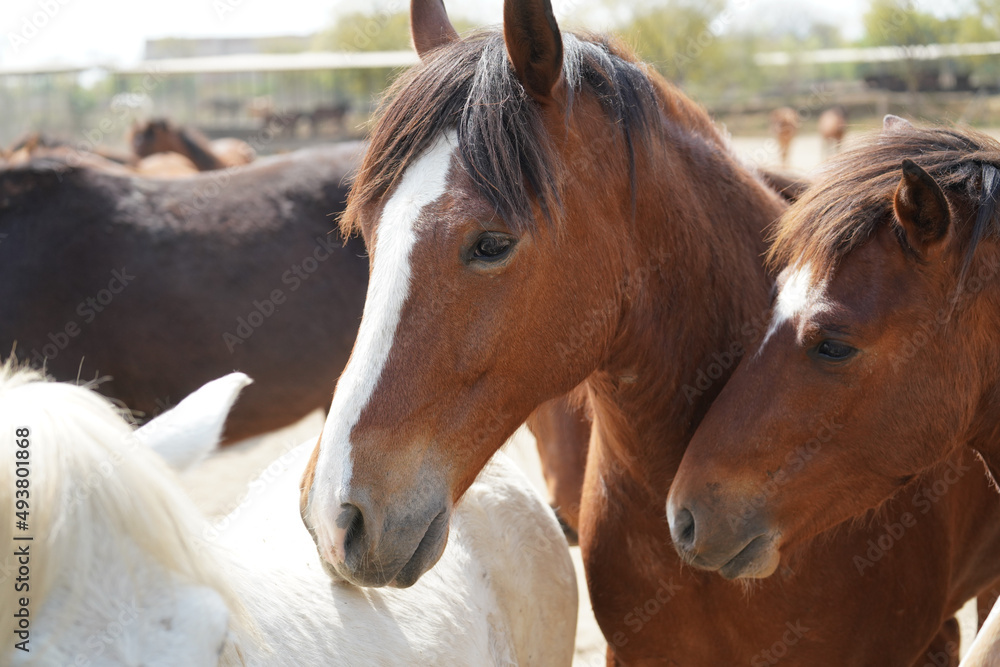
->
[{"left": 181, "top": 129, "right": 997, "bottom": 664}]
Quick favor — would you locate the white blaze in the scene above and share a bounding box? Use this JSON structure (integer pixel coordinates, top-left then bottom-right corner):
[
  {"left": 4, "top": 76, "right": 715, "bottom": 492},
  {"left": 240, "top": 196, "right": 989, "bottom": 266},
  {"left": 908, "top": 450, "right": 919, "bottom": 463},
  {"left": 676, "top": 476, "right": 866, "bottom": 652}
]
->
[
  {"left": 760, "top": 262, "right": 827, "bottom": 351},
  {"left": 308, "top": 132, "right": 457, "bottom": 560}
]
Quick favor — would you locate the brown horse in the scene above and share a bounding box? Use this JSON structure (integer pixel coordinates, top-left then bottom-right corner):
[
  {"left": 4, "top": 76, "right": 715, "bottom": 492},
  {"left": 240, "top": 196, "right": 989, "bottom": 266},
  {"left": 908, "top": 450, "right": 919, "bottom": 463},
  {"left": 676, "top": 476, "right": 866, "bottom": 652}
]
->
[
  {"left": 818, "top": 106, "right": 848, "bottom": 156},
  {"left": 7, "top": 131, "right": 137, "bottom": 166},
  {"left": 131, "top": 119, "right": 255, "bottom": 170},
  {"left": 0, "top": 143, "right": 367, "bottom": 443},
  {"left": 298, "top": 2, "right": 1000, "bottom": 663},
  {"left": 525, "top": 389, "right": 591, "bottom": 542},
  {"left": 0, "top": 142, "right": 583, "bottom": 512},
  {"left": 771, "top": 106, "right": 800, "bottom": 167},
  {"left": 667, "top": 119, "right": 1000, "bottom": 583},
  {"left": 525, "top": 174, "right": 813, "bottom": 544},
  {"left": 6, "top": 131, "right": 199, "bottom": 178}
]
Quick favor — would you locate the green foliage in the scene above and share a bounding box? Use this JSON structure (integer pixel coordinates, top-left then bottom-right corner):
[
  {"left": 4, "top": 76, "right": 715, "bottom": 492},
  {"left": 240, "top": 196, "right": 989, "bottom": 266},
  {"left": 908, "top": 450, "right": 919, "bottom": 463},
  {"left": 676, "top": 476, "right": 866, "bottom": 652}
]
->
[
  {"left": 313, "top": 10, "right": 475, "bottom": 52},
  {"left": 860, "top": 0, "right": 956, "bottom": 47}
]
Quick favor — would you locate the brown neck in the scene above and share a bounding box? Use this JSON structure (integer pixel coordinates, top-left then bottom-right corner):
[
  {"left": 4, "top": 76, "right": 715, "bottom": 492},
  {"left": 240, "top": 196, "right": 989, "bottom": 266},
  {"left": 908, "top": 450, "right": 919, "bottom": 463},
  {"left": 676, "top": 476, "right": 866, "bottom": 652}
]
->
[
  {"left": 176, "top": 128, "right": 225, "bottom": 171},
  {"left": 588, "top": 100, "right": 783, "bottom": 499}
]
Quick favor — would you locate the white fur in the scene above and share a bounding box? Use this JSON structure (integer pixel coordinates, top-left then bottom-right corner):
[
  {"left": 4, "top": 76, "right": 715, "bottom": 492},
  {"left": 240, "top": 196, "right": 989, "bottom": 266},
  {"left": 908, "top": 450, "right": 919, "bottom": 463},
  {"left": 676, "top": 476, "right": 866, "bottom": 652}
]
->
[
  {"left": 963, "top": 597, "right": 1000, "bottom": 665},
  {"left": 135, "top": 372, "right": 251, "bottom": 471},
  {"left": 309, "top": 131, "right": 457, "bottom": 561},
  {"left": 0, "top": 367, "right": 577, "bottom": 666},
  {"left": 760, "top": 262, "right": 827, "bottom": 350}
]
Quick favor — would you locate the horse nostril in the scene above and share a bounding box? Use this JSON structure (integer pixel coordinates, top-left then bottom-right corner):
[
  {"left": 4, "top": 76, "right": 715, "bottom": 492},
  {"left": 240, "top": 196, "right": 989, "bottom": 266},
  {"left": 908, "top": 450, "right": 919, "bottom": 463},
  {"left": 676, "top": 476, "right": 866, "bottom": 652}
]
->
[
  {"left": 336, "top": 503, "right": 365, "bottom": 559},
  {"left": 671, "top": 507, "right": 696, "bottom": 549}
]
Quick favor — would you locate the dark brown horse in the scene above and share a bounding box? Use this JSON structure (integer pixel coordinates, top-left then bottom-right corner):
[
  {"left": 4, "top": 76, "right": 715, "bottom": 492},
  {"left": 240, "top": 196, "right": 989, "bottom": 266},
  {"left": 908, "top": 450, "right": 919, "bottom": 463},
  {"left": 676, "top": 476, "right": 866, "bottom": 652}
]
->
[
  {"left": 131, "top": 119, "right": 255, "bottom": 170},
  {"left": 668, "top": 120, "right": 1000, "bottom": 589},
  {"left": 0, "top": 143, "right": 368, "bottom": 442},
  {"left": 298, "top": 2, "right": 1000, "bottom": 663}
]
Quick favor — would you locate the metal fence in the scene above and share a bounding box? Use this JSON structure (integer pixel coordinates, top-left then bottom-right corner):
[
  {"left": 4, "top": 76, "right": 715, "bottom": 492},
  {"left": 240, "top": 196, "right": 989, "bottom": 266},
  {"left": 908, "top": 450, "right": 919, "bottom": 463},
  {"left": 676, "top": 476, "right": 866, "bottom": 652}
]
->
[{"left": 0, "top": 51, "right": 418, "bottom": 151}]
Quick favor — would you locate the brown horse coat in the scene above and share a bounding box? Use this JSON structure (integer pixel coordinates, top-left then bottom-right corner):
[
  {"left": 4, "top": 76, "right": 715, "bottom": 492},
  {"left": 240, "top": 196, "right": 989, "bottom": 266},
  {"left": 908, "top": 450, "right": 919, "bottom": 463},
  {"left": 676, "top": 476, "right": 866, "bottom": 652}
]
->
[{"left": 0, "top": 143, "right": 368, "bottom": 442}]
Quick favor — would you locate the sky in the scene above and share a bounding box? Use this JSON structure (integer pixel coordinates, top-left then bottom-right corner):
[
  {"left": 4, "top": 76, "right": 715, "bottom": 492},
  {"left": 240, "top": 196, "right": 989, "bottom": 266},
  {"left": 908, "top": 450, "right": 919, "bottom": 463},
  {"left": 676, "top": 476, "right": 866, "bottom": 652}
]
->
[{"left": 0, "top": 0, "right": 969, "bottom": 71}]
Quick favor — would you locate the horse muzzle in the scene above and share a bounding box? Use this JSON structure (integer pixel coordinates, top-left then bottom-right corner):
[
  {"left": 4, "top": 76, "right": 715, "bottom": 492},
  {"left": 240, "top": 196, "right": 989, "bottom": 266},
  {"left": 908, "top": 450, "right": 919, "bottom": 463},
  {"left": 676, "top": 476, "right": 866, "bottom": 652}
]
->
[
  {"left": 665, "top": 494, "right": 782, "bottom": 580},
  {"left": 303, "top": 476, "right": 452, "bottom": 588}
]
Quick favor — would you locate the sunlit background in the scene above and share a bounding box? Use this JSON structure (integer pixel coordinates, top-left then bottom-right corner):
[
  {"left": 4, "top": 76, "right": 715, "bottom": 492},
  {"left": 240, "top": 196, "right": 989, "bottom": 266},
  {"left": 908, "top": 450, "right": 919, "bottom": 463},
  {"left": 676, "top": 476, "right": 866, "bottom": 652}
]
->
[{"left": 1, "top": 0, "right": 998, "bottom": 167}]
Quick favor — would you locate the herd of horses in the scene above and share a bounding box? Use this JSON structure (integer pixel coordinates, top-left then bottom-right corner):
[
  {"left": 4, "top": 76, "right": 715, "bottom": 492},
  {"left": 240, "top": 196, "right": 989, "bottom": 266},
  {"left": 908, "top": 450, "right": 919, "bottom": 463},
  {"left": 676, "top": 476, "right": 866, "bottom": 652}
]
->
[
  {"left": 3, "top": 0, "right": 1000, "bottom": 664},
  {"left": 2, "top": 119, "right": 256, "bottom": 178},
  {"left": 771, "top": 105, "right": 848, "bottom": 167}
]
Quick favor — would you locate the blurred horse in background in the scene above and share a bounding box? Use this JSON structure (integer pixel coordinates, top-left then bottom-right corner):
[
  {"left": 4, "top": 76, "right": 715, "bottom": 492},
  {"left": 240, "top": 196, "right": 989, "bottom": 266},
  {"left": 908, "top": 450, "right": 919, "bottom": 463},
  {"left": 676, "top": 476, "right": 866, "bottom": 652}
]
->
[
  {"left": 770, "top": 106, "right": 800, "bottom": 167},
  {"left": 130, "top": 118, "right": 255, "bottom": 170},
  {"left": 819, "top": 105, "right": 848, "bottom": 156}
]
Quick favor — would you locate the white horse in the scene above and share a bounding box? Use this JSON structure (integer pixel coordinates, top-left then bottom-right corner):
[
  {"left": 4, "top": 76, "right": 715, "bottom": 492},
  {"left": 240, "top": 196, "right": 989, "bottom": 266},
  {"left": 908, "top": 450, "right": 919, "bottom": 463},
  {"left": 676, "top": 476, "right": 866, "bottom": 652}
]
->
[{"left": 0, "top": 364, "right": 577, "bottom": 666}]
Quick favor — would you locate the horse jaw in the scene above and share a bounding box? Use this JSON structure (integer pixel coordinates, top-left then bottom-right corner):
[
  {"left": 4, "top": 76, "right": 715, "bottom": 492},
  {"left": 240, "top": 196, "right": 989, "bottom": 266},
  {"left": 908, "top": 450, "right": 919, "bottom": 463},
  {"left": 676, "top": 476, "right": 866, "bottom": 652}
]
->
[{"left": 135, "top": 372, "right": 252, "bottom": 471}]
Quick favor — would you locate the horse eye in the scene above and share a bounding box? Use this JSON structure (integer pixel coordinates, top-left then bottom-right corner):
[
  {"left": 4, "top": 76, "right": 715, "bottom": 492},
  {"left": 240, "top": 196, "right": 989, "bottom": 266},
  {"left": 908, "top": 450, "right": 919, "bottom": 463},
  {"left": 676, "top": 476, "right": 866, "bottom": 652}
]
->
[
  {"left": 813, "top": 340, "right": 857, "bottom": 362},
  {"left": 471, "top": 233, "right": 515, "bottom": 262}
]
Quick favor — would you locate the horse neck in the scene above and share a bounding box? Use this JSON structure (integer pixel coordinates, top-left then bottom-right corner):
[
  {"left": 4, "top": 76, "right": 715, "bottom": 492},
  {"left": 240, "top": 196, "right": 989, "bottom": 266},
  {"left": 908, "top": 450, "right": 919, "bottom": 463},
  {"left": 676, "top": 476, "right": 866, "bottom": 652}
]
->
[
  {"left": 175, "top": 127, "right": 225, "bottom": 171},
  {"left": 955, "top": 249, "right": 1000, "bottom": 480},
  {"left": 588, "top": 106, "right": 782, "bottom": 494}
]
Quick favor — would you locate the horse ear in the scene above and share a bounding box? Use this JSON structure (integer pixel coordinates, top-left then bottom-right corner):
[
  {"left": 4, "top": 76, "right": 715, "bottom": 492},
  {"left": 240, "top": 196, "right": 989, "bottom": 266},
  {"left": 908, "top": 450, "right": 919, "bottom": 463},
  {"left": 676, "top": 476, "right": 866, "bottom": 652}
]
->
[
  {"left": 894, "top": 159, "right": 951, "bottom": 256},
  {"left": 883, "top": 115, "right": 913, "bottom": 134},
  {"left": 410, "top": 0, "right": 458, "bottom": 60},
  {"left": 503, "top": 0, "right": 564, "bottom": 104},
  {"left": 134, "top": 372, "right": 252, "bottom": 471}
]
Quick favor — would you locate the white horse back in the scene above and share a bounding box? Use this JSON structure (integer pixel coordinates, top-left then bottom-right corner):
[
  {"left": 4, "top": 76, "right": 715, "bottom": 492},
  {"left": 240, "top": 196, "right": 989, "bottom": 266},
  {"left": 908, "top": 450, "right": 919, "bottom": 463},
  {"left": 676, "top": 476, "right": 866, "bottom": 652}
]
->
[
  {"left": 1, "top": 368, "right": 576, "bottom": 666},
  {"left": 219, "top": 443, "right": 577, "bottom": 666}
]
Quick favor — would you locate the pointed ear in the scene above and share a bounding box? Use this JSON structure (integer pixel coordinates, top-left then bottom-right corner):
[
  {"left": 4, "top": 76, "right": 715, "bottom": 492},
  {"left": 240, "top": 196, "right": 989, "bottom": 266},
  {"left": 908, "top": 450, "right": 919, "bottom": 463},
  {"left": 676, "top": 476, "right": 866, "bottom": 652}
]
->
[
  {"left": 883, "top": 115, "right": 913, "bottom": 134},
  {"left": 503, "top": 0, "right": 563, "bottom": 104},
  {"left": 410, "top": 0, "right": 458, "bottom": 60},
  {"left": 894, "top": 159, "right": 951, "bottom": 256},
  {"left": 134, "top": 372, "right": 251, "bottom": 471}
]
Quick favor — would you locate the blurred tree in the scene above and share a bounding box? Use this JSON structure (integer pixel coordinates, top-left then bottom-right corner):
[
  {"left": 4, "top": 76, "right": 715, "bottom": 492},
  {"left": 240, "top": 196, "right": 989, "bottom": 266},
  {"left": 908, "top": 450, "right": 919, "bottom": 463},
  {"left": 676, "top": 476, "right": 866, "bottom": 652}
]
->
[
  {"left": 313, "top": 10, "right": 474, "bottom": 52},
  {"left": 620, "top": 0, "right": 726, "bottom": 86},
  {"left": 861, "top": 0, "right": 953, "bottom": 47},
  {"left": 860, "top": 0, "right": 965, "bottom": 91}
]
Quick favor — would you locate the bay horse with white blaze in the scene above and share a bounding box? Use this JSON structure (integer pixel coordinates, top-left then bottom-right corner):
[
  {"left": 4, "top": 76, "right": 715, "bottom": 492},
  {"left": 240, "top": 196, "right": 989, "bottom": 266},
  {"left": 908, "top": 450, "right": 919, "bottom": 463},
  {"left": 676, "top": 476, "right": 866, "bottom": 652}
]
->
[
  {"left": 667, "top": 119, "right": 1000, "bottom": 643},
  {"left": 300, "top": 2, "right": 1000, "bottom": 663}
]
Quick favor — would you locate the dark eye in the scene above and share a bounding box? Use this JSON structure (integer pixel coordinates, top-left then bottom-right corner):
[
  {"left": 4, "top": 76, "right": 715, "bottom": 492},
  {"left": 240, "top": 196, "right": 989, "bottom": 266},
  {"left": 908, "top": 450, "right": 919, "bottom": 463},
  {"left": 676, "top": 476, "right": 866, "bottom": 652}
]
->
[
  {"left": 812, "top": 340, "right": 857, "bottom": 362},
  {"left": 471, "top": 233, "right": 515, "bottom": 262}
]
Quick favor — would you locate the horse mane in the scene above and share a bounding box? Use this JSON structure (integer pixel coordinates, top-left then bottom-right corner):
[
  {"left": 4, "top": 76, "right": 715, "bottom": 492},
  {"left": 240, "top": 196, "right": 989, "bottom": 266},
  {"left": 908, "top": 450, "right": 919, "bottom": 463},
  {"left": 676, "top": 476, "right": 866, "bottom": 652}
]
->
[
  {"left": 172, "top": 122, "right": 226, "bottom": 171},
  {"left": 0, "top": 361, "right": 249, "bottom": 653},
  {"left": 768, "top": 125, "right": 1000, "bottom": 277},
  {"left": 342, "top": 30, "right": 661, "bottom": 235}
]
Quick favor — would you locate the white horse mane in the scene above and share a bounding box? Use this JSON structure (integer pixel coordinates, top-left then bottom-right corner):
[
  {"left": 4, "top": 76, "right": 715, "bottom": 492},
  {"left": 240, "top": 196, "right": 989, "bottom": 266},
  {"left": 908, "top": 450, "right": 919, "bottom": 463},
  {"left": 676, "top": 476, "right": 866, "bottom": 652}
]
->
[
  {"left": 0, "top": 362, "right": 252, "bottom": 663},
  {"left": 1, "top": 361, "right": 577, "bottom": 666}
]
